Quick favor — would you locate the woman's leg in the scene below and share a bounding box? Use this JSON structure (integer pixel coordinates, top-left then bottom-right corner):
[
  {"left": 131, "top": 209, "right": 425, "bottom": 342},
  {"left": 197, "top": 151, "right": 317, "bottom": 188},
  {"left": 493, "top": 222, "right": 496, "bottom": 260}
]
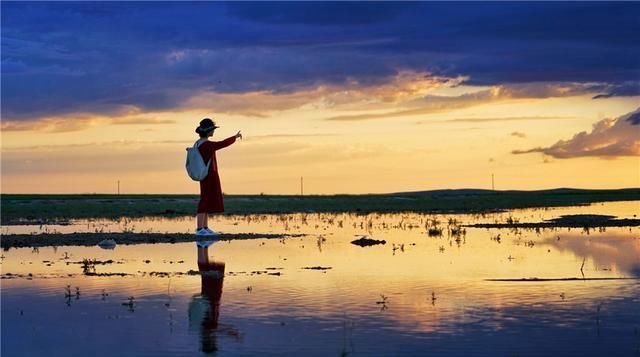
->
[
  {"left": 203, "top": 214, "right": 209, "bottom": 229},
  {"left": 197, "top": 246, "right": 209, "bottom": 265},
  {"left": 197, "top": 213, "right": 206, "bottom": 229}
]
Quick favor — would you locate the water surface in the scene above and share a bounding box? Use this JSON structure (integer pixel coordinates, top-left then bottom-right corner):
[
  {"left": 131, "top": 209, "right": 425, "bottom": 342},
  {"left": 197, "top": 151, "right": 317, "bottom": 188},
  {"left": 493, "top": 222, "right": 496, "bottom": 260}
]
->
[{"left": 2, "top": 202, "right": 639, "bottom": 356}]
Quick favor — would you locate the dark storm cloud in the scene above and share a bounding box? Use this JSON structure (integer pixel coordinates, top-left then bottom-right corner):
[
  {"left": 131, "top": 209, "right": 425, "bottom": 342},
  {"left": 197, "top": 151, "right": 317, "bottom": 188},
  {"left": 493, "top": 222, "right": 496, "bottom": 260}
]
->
[
  {"left": 226, "top": 2, "right": 414, "bottom": 26},
  {"left": 592, "top": 82, "right": 640, "bottom": 99},
  {"left": 626, "top": 112, "right": 640, "bottom": 125},
  {"left": 2, "top": 2, "right": 639, "bottom": 121}
]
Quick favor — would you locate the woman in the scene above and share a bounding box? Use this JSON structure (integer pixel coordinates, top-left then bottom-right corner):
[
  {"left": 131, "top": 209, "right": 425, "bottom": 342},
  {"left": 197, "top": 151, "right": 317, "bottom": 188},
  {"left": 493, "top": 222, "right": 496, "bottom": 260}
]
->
[{"left": 194, "top": 118, "right": 241, "bottom": 238}]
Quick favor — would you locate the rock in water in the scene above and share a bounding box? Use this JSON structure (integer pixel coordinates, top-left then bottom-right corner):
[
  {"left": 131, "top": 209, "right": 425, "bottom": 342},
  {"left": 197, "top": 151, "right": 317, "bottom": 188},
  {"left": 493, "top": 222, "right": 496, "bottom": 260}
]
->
[
  {"left": 350, "top": 236, "right": 386, "bottom": 247},
  {"left": 98, "top": 239, "right": 116, "bottom": 250}
]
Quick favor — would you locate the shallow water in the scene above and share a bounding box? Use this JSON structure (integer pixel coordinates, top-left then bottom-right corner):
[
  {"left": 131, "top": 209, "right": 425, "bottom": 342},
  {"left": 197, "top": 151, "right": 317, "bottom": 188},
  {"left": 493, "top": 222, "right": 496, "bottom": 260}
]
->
[
  {"left": 2, "top": 202, "right": 639, "bottom": 356},
  {"left": 3, "top": 200, "right": 639, "bottom": 236}
]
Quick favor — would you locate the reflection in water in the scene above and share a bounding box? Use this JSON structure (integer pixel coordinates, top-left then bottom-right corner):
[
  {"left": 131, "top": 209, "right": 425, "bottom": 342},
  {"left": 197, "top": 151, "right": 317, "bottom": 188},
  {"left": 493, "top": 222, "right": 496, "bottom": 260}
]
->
[
  {"left": 1, "top": 203, "right": 639, "bottom": 355},
  {"left": 189, "top": 244, "right": 239, "bottom": 354},
  {"left": 543, "top": 232, "right": 640, "bottom": 276}
]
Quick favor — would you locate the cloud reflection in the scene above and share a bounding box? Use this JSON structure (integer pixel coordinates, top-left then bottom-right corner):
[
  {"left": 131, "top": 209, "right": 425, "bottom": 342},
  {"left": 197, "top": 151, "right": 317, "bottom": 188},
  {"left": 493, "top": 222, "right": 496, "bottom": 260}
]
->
[{"left": 543, "top": 232, "right": 640, "bottom": 276}]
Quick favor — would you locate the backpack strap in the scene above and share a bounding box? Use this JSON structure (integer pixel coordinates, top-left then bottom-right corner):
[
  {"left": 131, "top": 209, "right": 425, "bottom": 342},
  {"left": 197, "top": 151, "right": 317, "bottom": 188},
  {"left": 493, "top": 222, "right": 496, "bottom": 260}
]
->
[{"left": 194, "top": 139, "right": 208, "bottom": 148}]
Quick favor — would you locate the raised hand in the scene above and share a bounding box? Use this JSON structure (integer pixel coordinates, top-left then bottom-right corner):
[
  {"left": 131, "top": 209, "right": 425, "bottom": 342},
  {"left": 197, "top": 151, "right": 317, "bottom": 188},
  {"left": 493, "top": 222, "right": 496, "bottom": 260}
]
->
[{"left": 235, "top": 130, "right": 242, "bottom": 140}]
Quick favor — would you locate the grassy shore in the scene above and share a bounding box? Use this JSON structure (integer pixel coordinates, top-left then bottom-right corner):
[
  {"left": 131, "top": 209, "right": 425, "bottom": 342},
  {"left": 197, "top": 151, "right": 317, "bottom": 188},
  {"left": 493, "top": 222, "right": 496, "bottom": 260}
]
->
[{"left": 2, "top": 188, "right": 638, "bottom": 224}]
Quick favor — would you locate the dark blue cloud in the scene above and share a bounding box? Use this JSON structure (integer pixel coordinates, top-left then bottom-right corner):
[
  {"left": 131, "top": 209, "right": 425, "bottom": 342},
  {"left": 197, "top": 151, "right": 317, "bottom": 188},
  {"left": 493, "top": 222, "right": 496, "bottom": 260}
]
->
[
  {"left": 592, "top": 82, "right": 640, "bottom": 99},
  {"left": 626, "top": 112, "right": 640, "bottom": 125},
  {"left": 2, "top": 2, "right": 639, "bottom": 121},
  {"left": 227, "top": 2, "right": 414, "bottom": 25}
]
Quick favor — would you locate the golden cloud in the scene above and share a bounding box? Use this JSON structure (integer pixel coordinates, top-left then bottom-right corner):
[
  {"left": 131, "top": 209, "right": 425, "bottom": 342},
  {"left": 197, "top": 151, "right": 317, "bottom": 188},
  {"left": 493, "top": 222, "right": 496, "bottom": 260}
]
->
[
  {"left": 186, "top": 71, "right": 462, "bottom": 117},
  {"left": 512, "top": 108, "right": 640, "bottom": 159}
]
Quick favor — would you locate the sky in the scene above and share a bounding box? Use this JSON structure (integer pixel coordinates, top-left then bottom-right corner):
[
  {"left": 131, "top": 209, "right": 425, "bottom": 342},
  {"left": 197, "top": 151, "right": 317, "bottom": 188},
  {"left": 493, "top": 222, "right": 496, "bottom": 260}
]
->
[{"left": 1, "top": 2, "right": 639, "bottom": 194}]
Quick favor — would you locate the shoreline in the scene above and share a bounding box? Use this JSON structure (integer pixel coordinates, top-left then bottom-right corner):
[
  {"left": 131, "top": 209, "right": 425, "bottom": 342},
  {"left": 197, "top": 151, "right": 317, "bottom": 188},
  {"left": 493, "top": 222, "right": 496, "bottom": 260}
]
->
[
  {"left": 2, "top": 188, "right": 638, "bottom": 223},
  {"left": 0, "top": 232, "right": 303, "bottom": 249}
]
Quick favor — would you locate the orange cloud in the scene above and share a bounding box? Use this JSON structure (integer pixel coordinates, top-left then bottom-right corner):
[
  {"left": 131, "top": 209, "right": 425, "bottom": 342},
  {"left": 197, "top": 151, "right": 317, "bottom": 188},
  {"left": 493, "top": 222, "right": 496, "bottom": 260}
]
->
[
  {"left": 326, "top": 83, "right": 600, "bottom": 122},
  {"left": 110, "top": 117, "right": 176, "bottom": 125},
  {"left": 0, "top": 116, "right": 98, "bottom": 132},
  {"left": 185, "top": 70, "right": 461, "bottom": 117},
  {"left": 0, "top": 114, "right": 177, "bottom": 133},
  {"left": 512, "top": 108, "right": 640, "bottom": 158}
]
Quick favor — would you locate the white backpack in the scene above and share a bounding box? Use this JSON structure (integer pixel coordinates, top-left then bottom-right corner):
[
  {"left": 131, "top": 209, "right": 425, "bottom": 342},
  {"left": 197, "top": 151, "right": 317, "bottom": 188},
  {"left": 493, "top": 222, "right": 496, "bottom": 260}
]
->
[{"left": 185, "top": 139, "right": 211, "bottom": 181}]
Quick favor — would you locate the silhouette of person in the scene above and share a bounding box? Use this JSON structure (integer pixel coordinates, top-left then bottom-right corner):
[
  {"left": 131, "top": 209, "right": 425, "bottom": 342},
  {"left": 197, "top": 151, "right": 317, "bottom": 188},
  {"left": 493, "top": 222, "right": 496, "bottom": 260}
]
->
[
  {"left": 193, "top": 118, "right": 242, "bottom": 236},
  {"left": 189, "top": 244, "right": 240, "bottom": 354}
]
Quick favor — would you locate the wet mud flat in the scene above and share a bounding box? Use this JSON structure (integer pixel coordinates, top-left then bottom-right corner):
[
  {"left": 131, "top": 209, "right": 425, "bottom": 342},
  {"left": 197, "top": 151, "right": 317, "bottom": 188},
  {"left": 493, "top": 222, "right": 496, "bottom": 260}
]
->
[{"left": 0, "top": 232, "right": 303, "bottom": 249}]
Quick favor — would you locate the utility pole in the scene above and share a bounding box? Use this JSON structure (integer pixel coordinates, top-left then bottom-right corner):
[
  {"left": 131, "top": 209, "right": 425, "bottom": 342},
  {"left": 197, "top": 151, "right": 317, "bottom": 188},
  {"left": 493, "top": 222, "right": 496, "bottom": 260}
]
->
[
  {"left": 300, "top": 176, "right": 304, "bottom": 196},
  {"left": 491, "top": 174, "right": 495, "bottom": 191},
  {"left": 117, "top": 180, "right": 120, "bottom": 195}
]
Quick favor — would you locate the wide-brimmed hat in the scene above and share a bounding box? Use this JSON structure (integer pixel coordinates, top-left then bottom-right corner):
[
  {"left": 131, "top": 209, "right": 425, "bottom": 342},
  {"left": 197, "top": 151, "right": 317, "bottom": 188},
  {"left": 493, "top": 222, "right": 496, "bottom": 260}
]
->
[{"left": 195, "top": 118, "right": 219, "bottom": 134}]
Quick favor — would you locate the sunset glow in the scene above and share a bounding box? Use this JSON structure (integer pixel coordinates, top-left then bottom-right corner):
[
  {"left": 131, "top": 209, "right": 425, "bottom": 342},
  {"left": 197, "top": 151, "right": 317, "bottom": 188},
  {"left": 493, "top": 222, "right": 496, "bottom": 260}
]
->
[{"left": 2, "top": 2, "right": 639, "bottom": 194}]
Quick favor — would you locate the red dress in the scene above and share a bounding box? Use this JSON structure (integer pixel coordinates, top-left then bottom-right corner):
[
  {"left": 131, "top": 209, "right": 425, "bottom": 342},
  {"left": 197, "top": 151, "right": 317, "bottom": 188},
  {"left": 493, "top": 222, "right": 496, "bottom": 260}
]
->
[{"left": 197, "top": 136, "right": 236, "bottom": 213}]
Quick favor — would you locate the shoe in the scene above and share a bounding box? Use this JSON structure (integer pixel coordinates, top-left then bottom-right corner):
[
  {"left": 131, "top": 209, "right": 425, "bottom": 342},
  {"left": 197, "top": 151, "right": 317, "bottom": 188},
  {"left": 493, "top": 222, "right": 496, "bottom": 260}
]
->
[
  {"left": 196, "top": 240, "right": 215, "bottom": 248},
  {"left": 195, "top": 228, "right": 209, "bottom": 237},
  {"left": 203, "top": 228, "right": 220, "bottom": 237}
]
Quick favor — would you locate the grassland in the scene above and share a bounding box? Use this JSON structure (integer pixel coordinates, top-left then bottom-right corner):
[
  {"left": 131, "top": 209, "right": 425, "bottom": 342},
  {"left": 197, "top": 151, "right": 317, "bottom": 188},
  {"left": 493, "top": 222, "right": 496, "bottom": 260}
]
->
[{"left": 2, "top": 188, "right": 638, "bottom": 224}]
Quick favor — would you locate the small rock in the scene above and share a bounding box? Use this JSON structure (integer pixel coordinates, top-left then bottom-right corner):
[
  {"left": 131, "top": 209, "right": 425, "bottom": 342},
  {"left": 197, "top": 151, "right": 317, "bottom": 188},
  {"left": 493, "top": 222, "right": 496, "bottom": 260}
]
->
[{"left": 97, "top": 239, "right": 116, "bottom": 250}]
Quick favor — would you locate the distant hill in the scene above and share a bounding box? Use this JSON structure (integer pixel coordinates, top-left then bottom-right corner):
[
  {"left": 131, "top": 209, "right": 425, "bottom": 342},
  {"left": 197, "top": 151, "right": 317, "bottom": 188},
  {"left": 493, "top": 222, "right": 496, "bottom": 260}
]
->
[{"left": 390, "top": 187, "right": 640, "bottom": 197}]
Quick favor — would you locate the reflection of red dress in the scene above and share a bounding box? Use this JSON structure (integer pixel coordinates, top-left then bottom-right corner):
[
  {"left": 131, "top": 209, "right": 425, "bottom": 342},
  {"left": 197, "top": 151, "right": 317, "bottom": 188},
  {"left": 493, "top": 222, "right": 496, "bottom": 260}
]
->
[
  {"left": 198, "top": 260, "right": 225, "bottom": 330},
  {"left": 197, "top": 137, "right": 236, "bottom": 213}
]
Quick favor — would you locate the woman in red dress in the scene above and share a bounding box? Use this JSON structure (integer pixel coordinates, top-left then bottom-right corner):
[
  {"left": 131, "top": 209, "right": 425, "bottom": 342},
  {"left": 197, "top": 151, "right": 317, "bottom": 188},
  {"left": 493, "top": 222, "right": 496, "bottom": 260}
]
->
[{"left": 194, "top": 118, "right": 241, "bottom": 236}]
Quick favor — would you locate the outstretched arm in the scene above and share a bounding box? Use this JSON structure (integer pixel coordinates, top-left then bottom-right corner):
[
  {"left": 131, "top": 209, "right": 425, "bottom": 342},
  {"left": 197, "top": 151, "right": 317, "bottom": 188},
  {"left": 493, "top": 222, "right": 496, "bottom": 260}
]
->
[{"left": 210, "top": 131, "right": 242, "bottom": 151}]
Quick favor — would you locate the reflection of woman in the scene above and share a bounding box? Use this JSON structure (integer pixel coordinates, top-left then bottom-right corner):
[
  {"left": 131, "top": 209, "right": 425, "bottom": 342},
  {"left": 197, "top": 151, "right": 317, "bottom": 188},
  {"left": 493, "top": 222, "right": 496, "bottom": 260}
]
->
[
  {"left": 189, "top": 244, "right": 239, "bottom": 354},
  {"left": 194, "top": 118, "right": 242, "bottom": 237}
]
